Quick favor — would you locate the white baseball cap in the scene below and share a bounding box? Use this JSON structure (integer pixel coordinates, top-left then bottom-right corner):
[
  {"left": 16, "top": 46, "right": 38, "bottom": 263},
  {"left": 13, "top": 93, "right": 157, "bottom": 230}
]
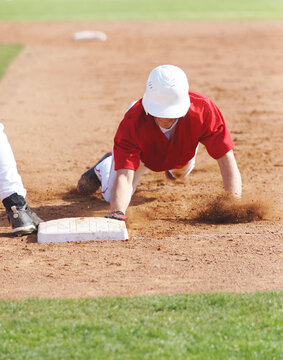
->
[{"left": 142, "top": 65, "right": 190, "bottom": 118}]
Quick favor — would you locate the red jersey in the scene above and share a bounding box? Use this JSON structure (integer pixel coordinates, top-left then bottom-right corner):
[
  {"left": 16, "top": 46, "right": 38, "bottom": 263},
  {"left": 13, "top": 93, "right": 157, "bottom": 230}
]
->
[{"left": 114, "top": 91, "right": 234, "bottom": 172}]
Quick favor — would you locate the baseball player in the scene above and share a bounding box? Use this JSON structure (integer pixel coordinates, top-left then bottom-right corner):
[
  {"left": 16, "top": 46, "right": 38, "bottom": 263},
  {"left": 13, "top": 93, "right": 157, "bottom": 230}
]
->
[
  {"left": 77, "top": 65, "right": 242, "bottom": 221},
  {"left": 0, "top": 123, "right": 42, "bottom": 234}
]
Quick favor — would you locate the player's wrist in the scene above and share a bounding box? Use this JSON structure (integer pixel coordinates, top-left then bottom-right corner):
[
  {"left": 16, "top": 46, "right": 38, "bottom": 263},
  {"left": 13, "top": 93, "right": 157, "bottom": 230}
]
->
[{"left": 105, "top": 210, "right": 126, "bottom": 221}]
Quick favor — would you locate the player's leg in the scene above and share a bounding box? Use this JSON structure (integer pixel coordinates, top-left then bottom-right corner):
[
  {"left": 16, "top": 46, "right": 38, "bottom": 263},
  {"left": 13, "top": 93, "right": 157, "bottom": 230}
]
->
[
  {"left": 77, "top": 152, "right": 112, "bottom": 195},
  {"left": 0, "top": 123, "right": 26, "bottom": 201},
  {"left": 96, "top": 153, "right": 146, "bottom": 203},
  {"left": 77, "top": 152, "right": 146, "bottom": 202},
  {"left": 0, "top": 124, "right": 42, "bottom": 235}
]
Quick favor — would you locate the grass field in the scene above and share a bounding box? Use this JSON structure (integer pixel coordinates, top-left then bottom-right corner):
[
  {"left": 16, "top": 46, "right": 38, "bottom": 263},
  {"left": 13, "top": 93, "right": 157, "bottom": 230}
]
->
[
  {"left": 0, "top": 44, "right": 23, "bottom": 79},
  {"left": 0, "top": 293, "right": 282, "bottom": 359},
  {"left": 0, "top": 0, "right": 283, "bottom": 21}
]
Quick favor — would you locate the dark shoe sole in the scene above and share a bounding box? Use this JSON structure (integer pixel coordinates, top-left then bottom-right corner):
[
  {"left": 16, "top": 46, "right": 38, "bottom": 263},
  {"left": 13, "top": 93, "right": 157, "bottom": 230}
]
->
[
  {"left": 165, "top": 170, "right": 176, "bottom": 181},
  {"left": 77, "top": 169, "right": 101, "bottom": 195},
  {"left": 11, "top": 224, "right": 37, "bottom": 236},
  {"left": 77, "top": 152, "right": 112, "bottom": 195}
]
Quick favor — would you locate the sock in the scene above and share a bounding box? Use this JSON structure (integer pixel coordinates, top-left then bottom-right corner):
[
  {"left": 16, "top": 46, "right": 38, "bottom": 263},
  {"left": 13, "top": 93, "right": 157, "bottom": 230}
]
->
[{"left": 2, "top": 193, "right": 26, "bottom": 211}]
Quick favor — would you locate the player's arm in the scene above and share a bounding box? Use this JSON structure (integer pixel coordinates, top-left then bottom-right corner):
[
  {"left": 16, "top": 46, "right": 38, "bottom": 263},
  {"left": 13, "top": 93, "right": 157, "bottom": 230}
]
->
[
  {"left": 110, "top": 169, "right": 135, "bottom": 215},
  {"left": 217, "top": 149, "right": 242, "bottom": 198}
]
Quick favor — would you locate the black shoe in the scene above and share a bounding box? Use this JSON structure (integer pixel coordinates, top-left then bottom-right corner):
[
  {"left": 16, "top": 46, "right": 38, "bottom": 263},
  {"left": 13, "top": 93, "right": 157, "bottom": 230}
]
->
[
  {"left": 77, "top": 152, "right": 112, "bottom": 195},
  {"left": 3, "top": 193, "right": 43, "bottom": 235},
  {"left": 6, "top": 205, "right": 38, "bottom": 235},
  {"left": 26, "top": 206, "right": 43, "bottom": 227}
]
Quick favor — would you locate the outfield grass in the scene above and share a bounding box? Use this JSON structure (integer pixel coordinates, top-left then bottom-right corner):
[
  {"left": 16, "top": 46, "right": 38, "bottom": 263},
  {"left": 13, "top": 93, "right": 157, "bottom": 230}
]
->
[
  {"left": 0, "top": 44, "right": 24, "bottom": 80},
  {"left": 0, "top": 0, "right": 283, "bottom": 21},
  {"left": 0, "top": 292, "right": 282, "bottom": 359}
]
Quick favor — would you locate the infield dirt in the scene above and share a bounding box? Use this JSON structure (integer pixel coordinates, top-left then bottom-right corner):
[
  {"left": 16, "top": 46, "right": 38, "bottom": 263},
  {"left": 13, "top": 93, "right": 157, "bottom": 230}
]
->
[{"left": 0, "top": 22, "right": 282, "bottom": 298}]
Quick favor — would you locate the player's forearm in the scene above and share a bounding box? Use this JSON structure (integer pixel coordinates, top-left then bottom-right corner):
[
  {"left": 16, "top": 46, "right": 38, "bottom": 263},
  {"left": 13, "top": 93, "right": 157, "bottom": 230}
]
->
[
  {"left": 110, "top": 170, "right": 134, "bottom": 214},
  {"left": 217, "top": 150, "right": 242, "bottom": 198},
  {"left": 221, "top": 167, "right": 242, "bottom": 198}
]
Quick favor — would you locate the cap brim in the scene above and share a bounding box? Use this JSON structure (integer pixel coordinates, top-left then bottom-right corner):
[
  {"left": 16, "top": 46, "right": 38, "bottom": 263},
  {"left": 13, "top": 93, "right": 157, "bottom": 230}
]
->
[{"left": 142, "top": 93, "right": 190, "bottom": 118}]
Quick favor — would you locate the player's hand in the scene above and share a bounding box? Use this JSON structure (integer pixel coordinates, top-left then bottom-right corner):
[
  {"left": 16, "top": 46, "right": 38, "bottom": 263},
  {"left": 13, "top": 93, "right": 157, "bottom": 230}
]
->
[{"left": 105, "top": 210, "right": 126, "bottom": 221}]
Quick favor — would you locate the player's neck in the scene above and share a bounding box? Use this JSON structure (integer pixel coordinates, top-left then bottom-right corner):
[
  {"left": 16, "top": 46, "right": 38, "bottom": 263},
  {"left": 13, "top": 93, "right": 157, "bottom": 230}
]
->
[{"left": 154, "top": 117, "right": 177, "bottom": 129}]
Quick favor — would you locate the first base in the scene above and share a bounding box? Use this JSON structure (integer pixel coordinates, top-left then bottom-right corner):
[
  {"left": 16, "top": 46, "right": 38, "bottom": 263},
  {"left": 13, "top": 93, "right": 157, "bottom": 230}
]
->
[{"left": 37, "top": 217, "right": 128, "bottom": 243}]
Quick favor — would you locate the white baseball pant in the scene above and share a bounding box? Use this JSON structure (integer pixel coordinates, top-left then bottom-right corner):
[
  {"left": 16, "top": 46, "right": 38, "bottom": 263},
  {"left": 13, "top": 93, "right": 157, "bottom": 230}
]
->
[
  {"left": 94, "top": 146, "right": 198, "bottom": 203},
  {"left": 0, "top": 123, "right": 26, "bottom": 201}
]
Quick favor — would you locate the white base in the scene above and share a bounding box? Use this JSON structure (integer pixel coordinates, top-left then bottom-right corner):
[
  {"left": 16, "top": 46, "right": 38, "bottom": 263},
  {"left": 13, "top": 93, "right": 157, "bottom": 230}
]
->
[
  {"left": 73, "top": 31, "right": 107, "bottom": 41},
  {"left": 37, "top": 217, "right": 128, "bottom": 243}
]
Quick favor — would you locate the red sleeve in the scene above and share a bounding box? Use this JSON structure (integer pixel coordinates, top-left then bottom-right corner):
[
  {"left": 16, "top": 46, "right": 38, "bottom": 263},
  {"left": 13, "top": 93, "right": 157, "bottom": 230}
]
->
[
  {"left": 199, "top": 99, "right": 234, "bottom": 159},
  {"left": 113, "top": 119, "right": 141, "bottom": 171}
]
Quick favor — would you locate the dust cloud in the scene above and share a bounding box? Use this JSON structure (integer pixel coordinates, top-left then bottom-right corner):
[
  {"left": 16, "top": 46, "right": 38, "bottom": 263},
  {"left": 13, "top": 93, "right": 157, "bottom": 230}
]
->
[{"left": 193, "top": 193, "right": 272, "bottom": 224}]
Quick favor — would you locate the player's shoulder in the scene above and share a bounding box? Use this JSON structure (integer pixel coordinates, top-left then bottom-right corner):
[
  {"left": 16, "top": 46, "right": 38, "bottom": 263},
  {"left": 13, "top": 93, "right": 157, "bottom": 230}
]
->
[
  {"left": 124, "top": 98, "right": 144, "bottom": 120},
  {"left": 189, "top": 91, "right": 218, "bottom": 115},
  {"left": 189, "top": 91, "right": 213, "bottom": 105}
]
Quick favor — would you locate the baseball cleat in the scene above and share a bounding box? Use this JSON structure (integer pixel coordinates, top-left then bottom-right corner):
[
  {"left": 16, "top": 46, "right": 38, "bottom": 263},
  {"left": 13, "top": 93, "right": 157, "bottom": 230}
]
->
[
  {"left": 26, "top": 206, "right": 43, "bottom": 227},
  {"left": 6, "top": 205, "right": 42, "bottom": 235},
  {"left": 77, "top": 152, "right": 112, "bottom": 195}
]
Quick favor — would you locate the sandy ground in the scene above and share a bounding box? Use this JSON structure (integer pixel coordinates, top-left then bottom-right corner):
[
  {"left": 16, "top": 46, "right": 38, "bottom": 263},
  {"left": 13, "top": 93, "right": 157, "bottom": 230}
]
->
[{"left": 0, "top": 22, "right": 282, "bottom": 299}]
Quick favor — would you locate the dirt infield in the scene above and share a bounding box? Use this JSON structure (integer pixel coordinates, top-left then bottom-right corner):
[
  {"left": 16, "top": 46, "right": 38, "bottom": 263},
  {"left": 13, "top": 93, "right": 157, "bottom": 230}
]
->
[{"left": 0, "top": 22, "right": 282, "bottom": 299}]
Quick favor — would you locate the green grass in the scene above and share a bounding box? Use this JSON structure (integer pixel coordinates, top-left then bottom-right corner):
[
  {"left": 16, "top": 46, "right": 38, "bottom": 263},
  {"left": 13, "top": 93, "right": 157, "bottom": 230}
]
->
[
  {"left": 0, "top": 43, "right": 24, "bottom": 80},
  {"left": 0, "top": 292, "right": 282, "bottom": 359},
  {"left": 0, "top": 0, "right": 283, "bottom": 21}
]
